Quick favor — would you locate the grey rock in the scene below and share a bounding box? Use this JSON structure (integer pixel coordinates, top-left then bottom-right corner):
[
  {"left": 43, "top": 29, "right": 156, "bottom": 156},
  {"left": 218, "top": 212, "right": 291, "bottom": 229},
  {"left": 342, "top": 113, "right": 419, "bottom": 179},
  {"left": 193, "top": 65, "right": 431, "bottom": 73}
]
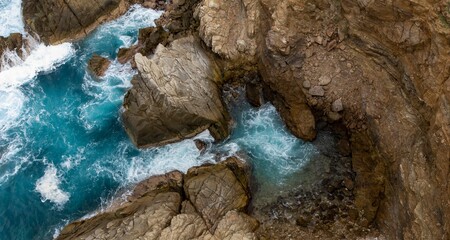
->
[{"left": 309, "top": 86, "right": 325, "bottom": 96}]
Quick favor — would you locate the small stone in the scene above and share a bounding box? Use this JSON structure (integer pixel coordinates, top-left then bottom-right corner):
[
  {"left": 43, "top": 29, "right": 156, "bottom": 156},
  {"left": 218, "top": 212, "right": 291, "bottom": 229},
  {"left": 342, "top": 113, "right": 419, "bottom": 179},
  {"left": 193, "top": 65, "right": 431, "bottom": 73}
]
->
[
  {"left": 331, "top": 98, "right": 343, "bottom": 112},
  {"left": 313, "top": 62, "right": 319, "bottom": 67},
  {"left": 326, "top": 27, "right": 335, "bottom": 37},
  {"left": 302, "top": 80, "right": 311, "bottom": 89},
  {"left": 346, "top": 62, "right": 352, "bottom": 68},
  {"left": 319, "top": 75, "right": 332, "bottom": 86},
  {"left": 315, "top": 35, "right": 323, "bottom": 45},
  {"left": 309, "top": 86, "right": 325, "bottom": 96},
  {"left": 340, "top": 57, "right": 346, "bottom": 62}
]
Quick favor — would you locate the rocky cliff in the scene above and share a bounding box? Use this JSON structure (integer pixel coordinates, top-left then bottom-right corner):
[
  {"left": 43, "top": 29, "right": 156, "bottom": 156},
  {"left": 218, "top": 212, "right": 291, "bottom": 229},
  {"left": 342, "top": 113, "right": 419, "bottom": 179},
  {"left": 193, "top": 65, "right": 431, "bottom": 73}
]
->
[
  {"left": 22, "top": 0, "right": 128, "bottom": 44},
  {"left": 56, "top": 157, "right": 258, "bottom": 240},
  {"left": 27, "top": 0, "right": 450, "bottom": 239},
  {"left": 194, "top": 0, "right": 450, "bottom": 239}
]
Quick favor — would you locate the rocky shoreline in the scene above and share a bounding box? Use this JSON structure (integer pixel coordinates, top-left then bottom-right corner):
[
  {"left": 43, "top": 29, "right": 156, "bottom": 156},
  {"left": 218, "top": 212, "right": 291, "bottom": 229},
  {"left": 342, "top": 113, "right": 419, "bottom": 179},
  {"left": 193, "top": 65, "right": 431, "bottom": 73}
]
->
[{"left": 13, "top": 0, "right": 450, "bottom": 239}]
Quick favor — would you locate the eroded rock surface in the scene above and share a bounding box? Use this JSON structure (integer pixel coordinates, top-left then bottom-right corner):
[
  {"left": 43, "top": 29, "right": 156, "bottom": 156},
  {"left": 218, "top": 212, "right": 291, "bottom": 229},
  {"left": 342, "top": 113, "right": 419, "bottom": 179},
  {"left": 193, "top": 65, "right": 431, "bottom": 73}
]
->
[
  {"left": 87, "top": 54, "right": 111, "bottom": 78},
  {"left": 181, "top": 0, "right": 450, "bottom": 239},
  {"left": 122, "top": 36, "right": 229, "bottom": 148},
  {"left": 56, "top": 157, "right": 258, "bottom": 240},
  {"left": 22, "top": 0, "right": 128, "bottom": 44},
  {"left": 0, "top": 33, "right": 25, "bottom": 69}
]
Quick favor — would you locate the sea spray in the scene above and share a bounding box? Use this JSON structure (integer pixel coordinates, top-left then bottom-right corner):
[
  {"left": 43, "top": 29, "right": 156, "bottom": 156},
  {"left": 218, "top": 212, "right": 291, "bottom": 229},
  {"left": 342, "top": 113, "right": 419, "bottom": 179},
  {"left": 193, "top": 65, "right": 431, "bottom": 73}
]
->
[{"left": 0, "top": 0, "right": 24, "bottom": 36}]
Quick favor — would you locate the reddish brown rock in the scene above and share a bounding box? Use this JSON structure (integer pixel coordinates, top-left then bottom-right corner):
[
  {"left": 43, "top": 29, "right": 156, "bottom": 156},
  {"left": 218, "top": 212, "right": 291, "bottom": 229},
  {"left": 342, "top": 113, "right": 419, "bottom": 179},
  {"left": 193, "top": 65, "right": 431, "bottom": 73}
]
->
[{"left": 87, "top": 54, "right": 111, "bottom": 78}]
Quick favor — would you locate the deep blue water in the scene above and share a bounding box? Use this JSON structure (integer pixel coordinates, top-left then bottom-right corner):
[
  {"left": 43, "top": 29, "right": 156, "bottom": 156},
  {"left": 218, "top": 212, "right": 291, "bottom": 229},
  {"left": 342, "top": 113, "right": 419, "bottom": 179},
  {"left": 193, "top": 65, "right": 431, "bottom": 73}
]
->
[{"left": 0, "top": 3, "right": 324, "bottom": 240}]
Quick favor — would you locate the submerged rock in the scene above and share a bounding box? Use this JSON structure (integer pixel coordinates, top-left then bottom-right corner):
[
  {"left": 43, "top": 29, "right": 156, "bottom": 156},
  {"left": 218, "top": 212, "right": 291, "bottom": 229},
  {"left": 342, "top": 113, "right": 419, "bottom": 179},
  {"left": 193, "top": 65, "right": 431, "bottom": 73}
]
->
[
  {"left": 87, "top": 54, "right": 111, "bottom": 78},
  {"left": 56, "top": 157, "right": 257, "bottom": 240},
  {"left": 22, "top": 0, "right": 128, "bottom": 44},
  {"left": 122, "top": 36, "right": 230, "bottom": 148}
]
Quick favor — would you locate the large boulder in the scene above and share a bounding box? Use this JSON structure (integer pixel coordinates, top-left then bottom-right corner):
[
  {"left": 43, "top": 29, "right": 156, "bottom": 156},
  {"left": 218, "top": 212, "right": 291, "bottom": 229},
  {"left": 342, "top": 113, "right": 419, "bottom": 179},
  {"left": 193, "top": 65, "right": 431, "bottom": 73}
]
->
[
  {"left": 22, "top": 0, "right": 128, "bottom": 44},
  {"left": 56, "top": 157, "right": 258, "bottom": 240},
  {"left": 122, "top": 36, "right": 230, "bottom": 148}
]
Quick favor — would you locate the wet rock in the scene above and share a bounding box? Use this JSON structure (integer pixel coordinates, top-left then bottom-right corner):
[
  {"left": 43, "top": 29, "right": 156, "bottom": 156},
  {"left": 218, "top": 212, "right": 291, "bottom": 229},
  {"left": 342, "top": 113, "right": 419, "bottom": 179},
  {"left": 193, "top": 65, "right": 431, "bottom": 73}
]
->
[
  {"left": 122, "top": 36, "right": 230, "bottom": 148},
  {"left": 0, "top": 33, "right": 24, "bottom": 68},
  {"left": 309, "top": 86, "right": 325, "bottom": 96},
  {"left": 87, "top": 54, "right": 111, "bottom": 78},
  {"left": 194, "top": 139, "right": 207, "bottom": 152},
  {"left": 117, "top": 47, "right": 136, "bottom": 64},
  {"left": 22, "top": 0, "right": 128, "bottom": 44},
  {"left": 246, "top": 81, "right": 264, "bottom": 107}
]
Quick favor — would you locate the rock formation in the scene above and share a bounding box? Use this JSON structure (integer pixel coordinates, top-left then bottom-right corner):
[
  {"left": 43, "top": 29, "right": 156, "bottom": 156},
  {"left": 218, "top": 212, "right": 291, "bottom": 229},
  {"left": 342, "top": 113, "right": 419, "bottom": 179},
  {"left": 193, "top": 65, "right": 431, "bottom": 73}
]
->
[
  {"left": 122, "top": 36, "right": 230, "bottom": 147},
  {"left": 56, "top": 157, "right": 258, "bottom": 240},
  {"left": 24, "top": 0, "right": 450, "bottom": 239},
  {"left": 87, "top": 54, "right": 111, "bottom": 78},
  {"left": 156, "top": 0, "right": 450, "bottom": 238},
  {"left": 22, "top": 0, "right": 128, "bottom": 44},
  {"left": 0, "top": 33, "right": 24, "bottom": 69}
]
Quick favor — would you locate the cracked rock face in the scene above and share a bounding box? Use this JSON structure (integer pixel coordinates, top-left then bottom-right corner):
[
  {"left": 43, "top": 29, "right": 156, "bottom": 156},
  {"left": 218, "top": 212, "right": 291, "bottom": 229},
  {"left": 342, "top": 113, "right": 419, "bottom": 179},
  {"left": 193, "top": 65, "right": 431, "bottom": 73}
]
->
[
  {"left": 22, "top": 0, "right": 128, "bottom": 44},
  {"left": 56, "top": 157, "right": 258, "bottom": 240},
  {"left": 122, "top": 36, "right": 230, "bottom": 148}
]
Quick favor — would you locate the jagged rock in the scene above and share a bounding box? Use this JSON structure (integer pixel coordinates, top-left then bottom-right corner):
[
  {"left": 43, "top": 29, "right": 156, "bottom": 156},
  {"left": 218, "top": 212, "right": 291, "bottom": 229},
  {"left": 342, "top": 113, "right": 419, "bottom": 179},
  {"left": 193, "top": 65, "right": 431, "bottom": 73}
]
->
[
  {"left": 192, "top": 0, "right": 450, "bottom": 238},
  {"left": 184, "top": 157, "right": 250, "bottom": 229},
  {"left": 122, "top": 36, "right": 230, "bottom": 148},
  {"left": 87, "top": 54, "right": 111, "bottom": 78},
  {"left": 0, "top": 33, "right": 24, "bottom": 69},
  {"left": 129, "top": 0, "right": 167, "bottom": 10},
  {"left": 56, "top": 157, "right": 257, "bottom": 240},
  {"left": 194, "top": 139, "right": 207, "bottom": 152},
  {"left": 246, "top": 81, "right": 264, "bottom": 107},
  {"left": 22, "top": 0, "right": 128, "bottom": 44}
]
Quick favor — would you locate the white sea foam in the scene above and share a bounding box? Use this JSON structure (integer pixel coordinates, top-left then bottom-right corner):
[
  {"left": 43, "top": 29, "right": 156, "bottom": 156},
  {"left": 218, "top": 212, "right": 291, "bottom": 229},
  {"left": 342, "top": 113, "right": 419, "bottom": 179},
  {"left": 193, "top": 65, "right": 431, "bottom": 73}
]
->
[
  {"left": 96, "top": 5, "right": 163, "bottom": 46},
  {"left": 0, "top": 42, "right": 75, "bottom": 88},
  {"left": 35, "top": 164, "right": 70, "bottom": 207},
  {"left": 0, "top": 41, "right": 74, "bottom": 131},
  {"left": 0, "top": 0, "right": 24, "bottom": 36}
]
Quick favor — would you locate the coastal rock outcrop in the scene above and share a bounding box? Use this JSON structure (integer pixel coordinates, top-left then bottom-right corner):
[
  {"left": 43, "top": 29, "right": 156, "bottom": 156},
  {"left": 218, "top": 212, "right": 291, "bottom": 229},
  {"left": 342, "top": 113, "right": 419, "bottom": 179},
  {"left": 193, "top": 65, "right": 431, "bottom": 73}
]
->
[
  {"left": 22, "top": 0, "right": 128, "bottom": 44},
  {"left": 122, "top": 36, "right": 229, "bottom": 147},
  {"left": 0, "top": 33, "right": 24, "bottom": 69},
  {"left": 87, "top": 54, "right": 111, "bottom": 78},
  {"left": 56, "top": 157, "right": 258, "bottom": 240}
]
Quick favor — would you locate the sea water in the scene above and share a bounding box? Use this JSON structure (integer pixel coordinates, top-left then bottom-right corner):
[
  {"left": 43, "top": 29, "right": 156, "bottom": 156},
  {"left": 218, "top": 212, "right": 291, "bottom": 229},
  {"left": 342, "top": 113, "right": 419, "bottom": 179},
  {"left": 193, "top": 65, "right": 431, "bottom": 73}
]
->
[{"left": 0, "top": 3, "right": 326, "bottom": 240}]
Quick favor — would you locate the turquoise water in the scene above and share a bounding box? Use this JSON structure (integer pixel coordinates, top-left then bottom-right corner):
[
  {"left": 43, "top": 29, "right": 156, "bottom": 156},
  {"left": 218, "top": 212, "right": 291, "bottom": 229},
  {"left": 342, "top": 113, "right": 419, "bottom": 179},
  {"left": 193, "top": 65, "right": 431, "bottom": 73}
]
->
[{"left": 0, "top": 3, "right": 322, "bottom": 240}]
